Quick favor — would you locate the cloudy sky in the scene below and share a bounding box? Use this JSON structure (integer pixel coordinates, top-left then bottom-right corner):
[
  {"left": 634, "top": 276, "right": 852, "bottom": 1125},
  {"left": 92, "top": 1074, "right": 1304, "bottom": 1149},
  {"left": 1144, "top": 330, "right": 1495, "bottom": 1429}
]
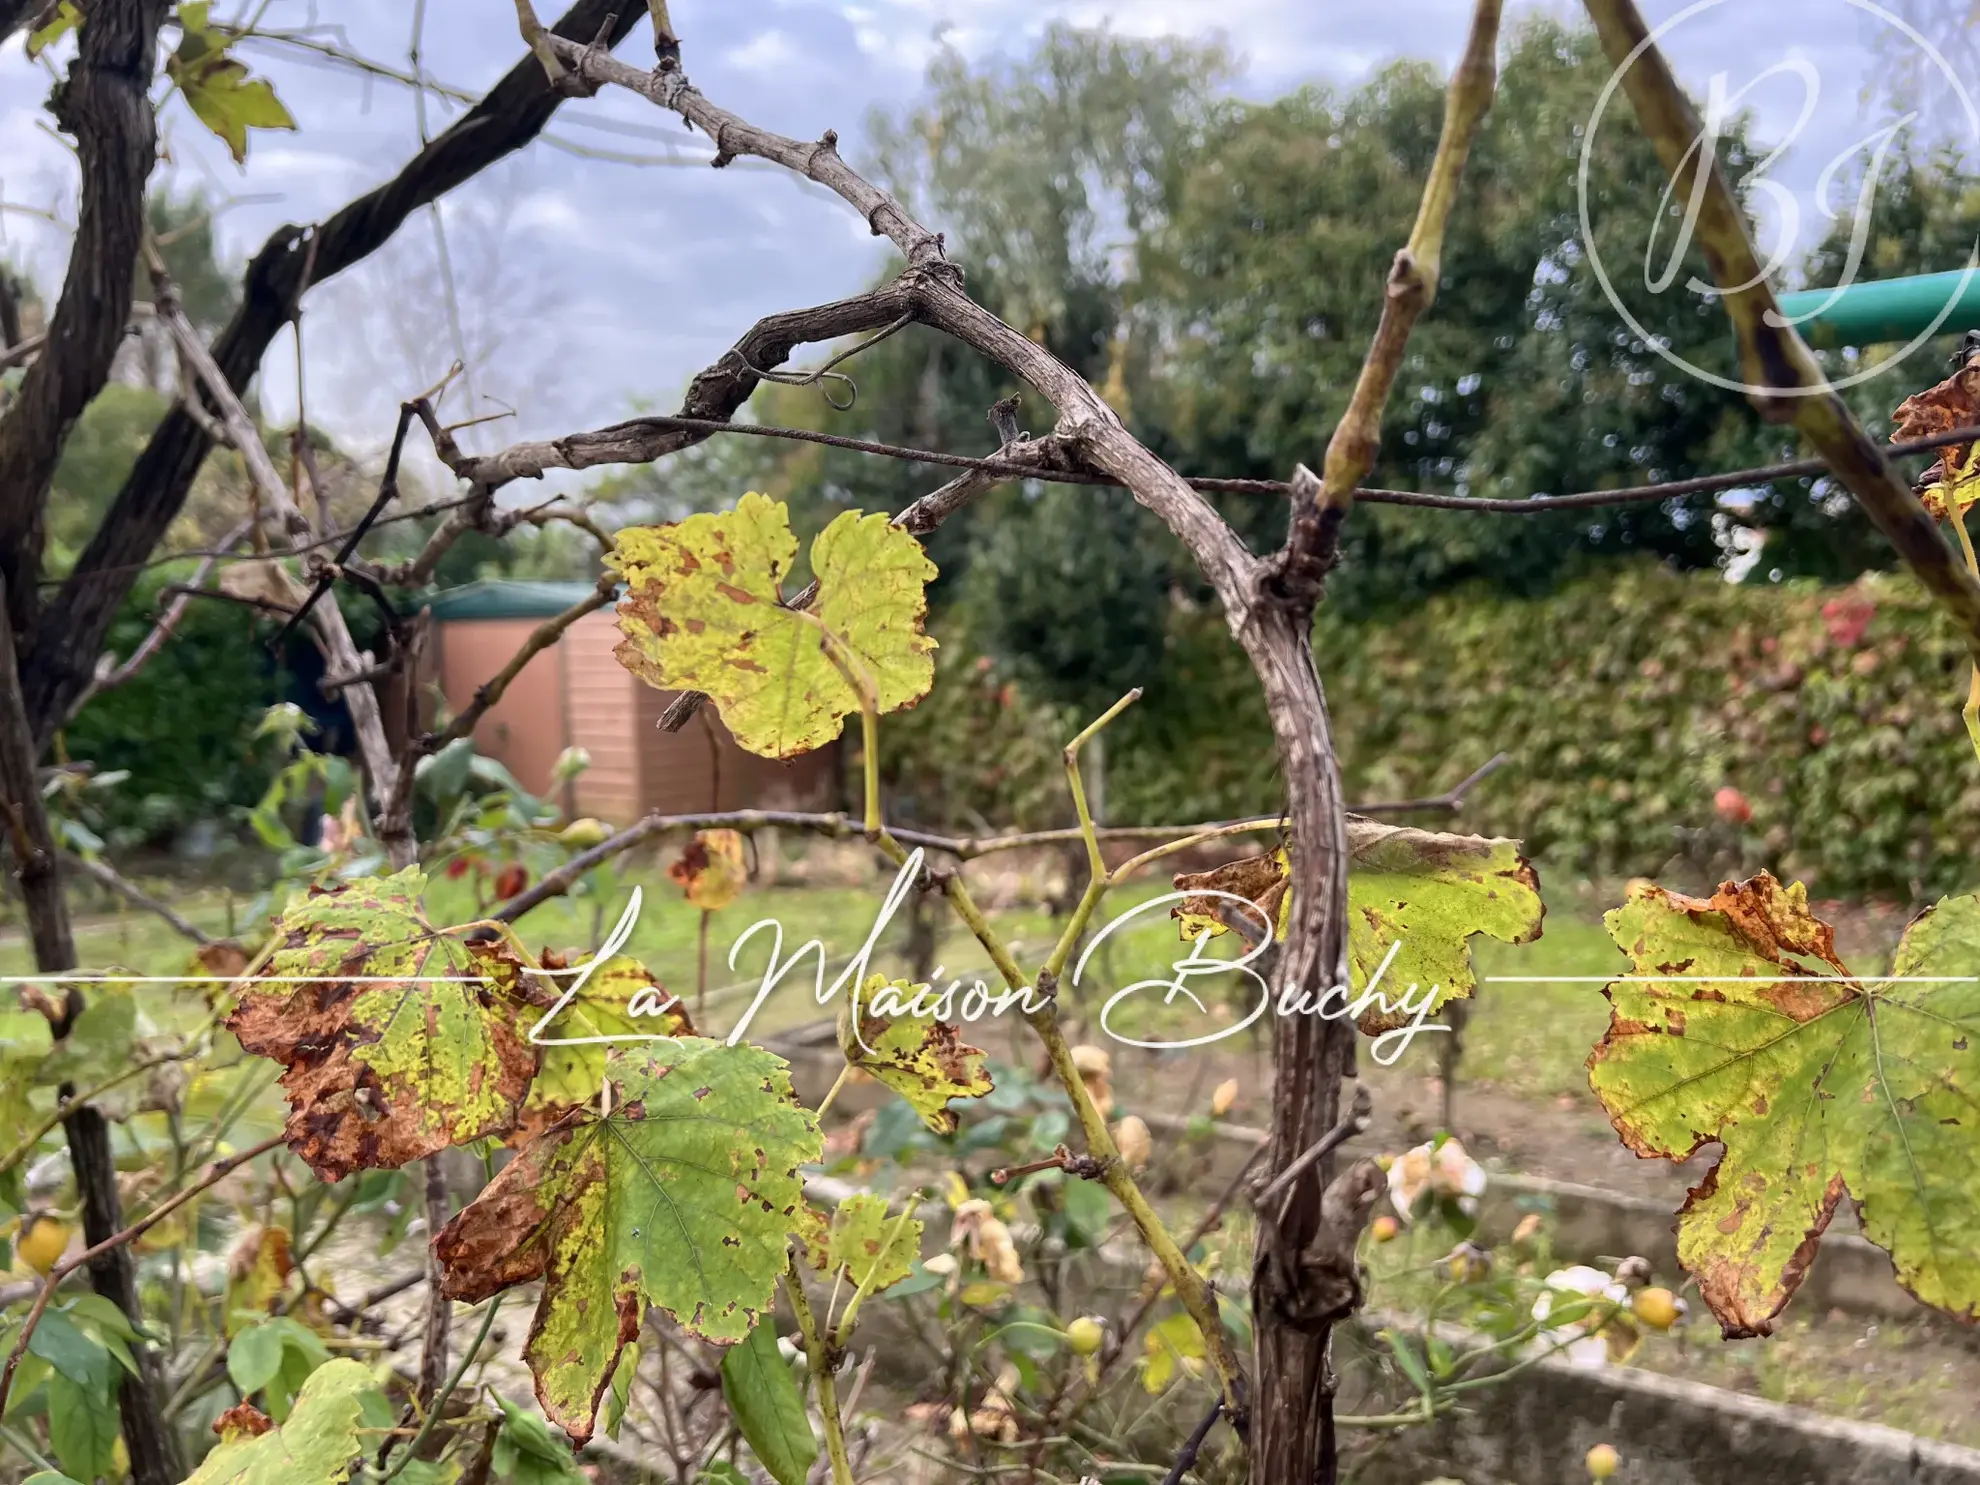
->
[{"left": 0, "top": 0, "right": 1967, "bottom": 473}]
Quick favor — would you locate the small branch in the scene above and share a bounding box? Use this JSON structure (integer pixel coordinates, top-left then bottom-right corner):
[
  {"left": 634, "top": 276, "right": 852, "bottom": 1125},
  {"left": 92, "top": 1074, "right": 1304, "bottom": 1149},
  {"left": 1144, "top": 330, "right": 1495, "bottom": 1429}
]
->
[
  {"left": 0, "top": 1132, "right": 286, "bottom": 1420},
  {"left": 785, "top": 1251, "right": 855, "bottom": 1485},
  {"left": 1352, "top": 752, "right": 1507, "bottom": 816},
  {"left": 989, "top": 1144, "right": 1107, "bottom": 1187},
  {"left": 549, "top": 38, "right": 940, "bottom": 266},
  {"left": 1253, "top": 1085, "right": 1374, "bottom": 1211},
  {"left": 69, "top": 518, "right": 255, "bottom": 722},
  {"left": 270, "top": 401, "right": 417, "bottom": 649},
  {"left": 1160, "top": 1401, "right": 1224, "bottom": 1485},
  {"left": 420, "top": 574, "right": 615, "bottom": 753},
  {"left": 59, "top": 850, "right": 214, "bottom": 945},
  {"left": 1297, "top": 0, "right": 1504, "bottom": 589}
]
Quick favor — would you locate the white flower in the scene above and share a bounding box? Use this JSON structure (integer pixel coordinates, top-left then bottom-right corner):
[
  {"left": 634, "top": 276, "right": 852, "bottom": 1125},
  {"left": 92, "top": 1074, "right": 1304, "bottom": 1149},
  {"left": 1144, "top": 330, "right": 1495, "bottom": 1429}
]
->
[
  {"left": 1532, "top": 1265, "right": 1634, "bottom": 1370},
  {"left": 1385, "top": 1137, "right": 1487, "bottom": 1224}
]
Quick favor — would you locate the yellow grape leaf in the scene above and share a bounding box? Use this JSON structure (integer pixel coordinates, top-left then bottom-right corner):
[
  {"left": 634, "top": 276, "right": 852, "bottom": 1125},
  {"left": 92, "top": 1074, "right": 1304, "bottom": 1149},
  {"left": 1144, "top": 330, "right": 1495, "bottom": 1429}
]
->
[
  {"left": 837, "top": 977, "right": 992, "bottom": 1134},
  {"left": 668, "top": 830, "right": 747, "bottom": 911},
  {"left": 1344, "top": 820, "right": 1543, "bottom": 1032},
  {"left": 1892, "top": 362, "right": 1980, "bottom": 520},
  {"left": 184, "top": 1358, "right": 382, "bottom": 1485},
  {"left": 224, "top": 1226, "right": 294, "bottom": 1336},
  {"left": 1591, "top": 873, "right": 1980, "bottom": 1336},
  {"left": 801, "top": 1192, "right": 920, "bottom": 1293},
  {"left": 1141, "top": 1312, "right": 1204, "bottom": 1393},
  {"left": 1169, "top": 820, "right": 1542, "bottom": 1032},
  {"left": 166, "top": 3, "right": 298, "bottom": 164},
  {"left": 518, "top": 951, "right": 694, "bottom": 1138},
  {"left": 26, "top": 2, "right": 79, "bottom": 58},
  {"left": 610, "top": 492, "right": 936, "bottom": 759}
]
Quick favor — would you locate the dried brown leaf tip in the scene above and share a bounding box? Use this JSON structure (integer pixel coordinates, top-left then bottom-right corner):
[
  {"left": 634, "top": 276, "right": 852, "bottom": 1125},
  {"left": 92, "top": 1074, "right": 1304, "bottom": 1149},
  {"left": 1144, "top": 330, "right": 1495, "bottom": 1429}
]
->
[
  {"left": 1891, "top": 362, "right": 1980, "bottom": 520},
  {"left": 1171, "top": 849, "right": 1290, "bottom": 941},
  {"left": 226, "top": 867, "right": 538, "bottom": 1181}
]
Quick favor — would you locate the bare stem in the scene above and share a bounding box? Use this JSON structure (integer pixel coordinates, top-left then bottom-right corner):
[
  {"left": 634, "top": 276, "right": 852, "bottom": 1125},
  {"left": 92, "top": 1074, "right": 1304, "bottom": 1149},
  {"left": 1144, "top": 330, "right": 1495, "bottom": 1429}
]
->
[{"left": 785, "top": 1251, "right": 855, "bottom": 1485}]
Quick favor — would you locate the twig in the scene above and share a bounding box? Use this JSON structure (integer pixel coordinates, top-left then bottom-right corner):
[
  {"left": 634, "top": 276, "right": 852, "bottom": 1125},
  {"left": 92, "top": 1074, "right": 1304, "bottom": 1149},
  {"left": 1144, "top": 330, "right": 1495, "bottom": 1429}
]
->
[
  {"left": 269, "top": 401, "right": 417, "bottom": 650},
  {"left": 1160, "top": 1401, "right": 1224, "bottom": 1485},
  {"left": 446, "top": 407, "right": 1980, "bottom": 520},
  {"left": 58, "top": 850, "right": 215, "bottom": 945},
  {"left": 0, "top": 1132, "right": 286, "bottom": 1420},
  {"left": 1297, "top": 0, "right": 1503, "bottom": 591},
  {"left": 381, "top": 1295, "right": 502, "bottom": 1479},
  {"left": 1254, "top": 1086, "right": 1374, "bottom": 1211},
  {"left": 68, "top": 517, "right": 256, "bottom": 722}
]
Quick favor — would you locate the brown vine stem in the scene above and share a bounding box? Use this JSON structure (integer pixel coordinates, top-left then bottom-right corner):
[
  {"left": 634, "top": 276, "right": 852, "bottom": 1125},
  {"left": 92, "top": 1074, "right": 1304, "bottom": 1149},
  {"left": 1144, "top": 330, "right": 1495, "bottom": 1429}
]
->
[
  {"left": 0, "top": 1131, "right": 286, "bottom": 1420},
  {"left": 1582, "top": 0, "right": 1980, "bottom": 662},
  {"left": 1309, "top": 0, "right": 1503, "bottom": 569}
]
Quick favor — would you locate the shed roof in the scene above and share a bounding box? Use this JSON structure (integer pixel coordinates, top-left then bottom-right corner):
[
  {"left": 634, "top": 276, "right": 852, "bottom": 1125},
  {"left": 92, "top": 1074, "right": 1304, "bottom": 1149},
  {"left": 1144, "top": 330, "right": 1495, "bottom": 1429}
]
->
[{"left": 421, "top": 579, "right": 612, "bottom": 621}]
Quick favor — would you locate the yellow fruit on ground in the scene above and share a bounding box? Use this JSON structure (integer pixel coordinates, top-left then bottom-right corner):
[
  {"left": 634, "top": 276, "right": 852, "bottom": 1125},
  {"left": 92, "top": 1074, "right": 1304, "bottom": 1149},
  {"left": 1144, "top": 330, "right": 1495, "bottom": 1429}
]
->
[
  {"left": 1369, "top": 1215, "right": 1400, "bottom": 1244},
  {"left": 1631, "top": 1286, "right": 1683, "bottom": 1331},
  {"left": 1065, "top": 1316, "right": 1104, "bottom": 1356},
  {"left": 1586, "top": 1442, "right": 1621, "bottom": 1479},
  {"left": 17, "top": 1213, "right": 70, "bottom": 1275}
]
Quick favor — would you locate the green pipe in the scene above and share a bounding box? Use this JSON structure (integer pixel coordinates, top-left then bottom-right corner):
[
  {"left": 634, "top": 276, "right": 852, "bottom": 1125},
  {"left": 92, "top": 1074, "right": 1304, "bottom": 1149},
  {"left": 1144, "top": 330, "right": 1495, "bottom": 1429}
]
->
[{"left": 1774, "top": 269, "right": 1980, "bottom": 348}]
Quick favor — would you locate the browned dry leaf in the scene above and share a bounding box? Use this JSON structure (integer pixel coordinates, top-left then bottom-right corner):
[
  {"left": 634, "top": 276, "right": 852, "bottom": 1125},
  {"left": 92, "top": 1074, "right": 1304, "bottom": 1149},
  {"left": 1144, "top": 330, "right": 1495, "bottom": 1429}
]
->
[
  {"left": 667, "top": 829, "right": 747, "bottom": 911},
  {"left": 1170, "top": 850, "right": 1289, "bottom": 940},
  {"left": 1891, "top": 362, "right": 1980, "bottom": 520},
  {"left": 227, "top": 870, "right": 539, "bottom": 1181}
]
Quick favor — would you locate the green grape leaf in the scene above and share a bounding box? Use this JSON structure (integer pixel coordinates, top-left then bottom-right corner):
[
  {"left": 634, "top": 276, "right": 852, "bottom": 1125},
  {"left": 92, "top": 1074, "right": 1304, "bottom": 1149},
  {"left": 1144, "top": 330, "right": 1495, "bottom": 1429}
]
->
[
  {"left": 166, "top": 3, "right": 298, "bottom": 164},
  {"left": 435, "top": 1040, "right": 822, "bottom": 1444},
  {"left": 1342, "top": 820, "right": 1543, "bottom": 1032},
  {"left": 519, "top": 951, "right": 694, "bottom": 1139},
  {"left": 38, "top": 987, "right": 136, "bottom": 1090},
  {"left": 837, "top": 978, "right": 993, "bottom": 1134},
  {"left": 719, "top": 1318, "right": 816, "bottom": 1485},
  {"left": 491, "top": 1396, "right": 588, "bottom": 1485},
  {"left": 1590, "top": 873, "right": 1980, "bottom": 1336},
  {"left": 1170, "top": 820, "right": 1543, "bottom": 1033},
  {"left": 610, "top": 492, "right": 937, "bottom": 759},
  {"left": 185, "top": 1357, "right": 382, "bottom": 1485},
  {"left": 227, "top": 868, "right": 539, "bottom": 1181},
  {"left": 1892, "top": 362, "right": 1980, "bottom": 520},
  {"left": 801, "top": 1191, "right": 920, "bottom": 1292}
]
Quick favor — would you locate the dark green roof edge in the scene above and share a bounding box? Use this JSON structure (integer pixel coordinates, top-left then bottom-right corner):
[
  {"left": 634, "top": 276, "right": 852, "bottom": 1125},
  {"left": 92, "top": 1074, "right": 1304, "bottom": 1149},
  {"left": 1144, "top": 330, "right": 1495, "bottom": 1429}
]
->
[{"left": 418, "top": 579, "right": 610, "bottom": 621}]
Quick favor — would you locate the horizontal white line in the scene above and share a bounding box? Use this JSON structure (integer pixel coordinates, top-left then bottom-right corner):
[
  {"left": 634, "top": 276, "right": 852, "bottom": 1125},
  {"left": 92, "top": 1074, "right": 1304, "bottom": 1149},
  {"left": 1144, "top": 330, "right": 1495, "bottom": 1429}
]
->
[
  {"left": 0, "top": 975, "right": 492, "bottom": 984},
  {"left": 1482, "top": 975, "right": 1976, "bottom": 984}
]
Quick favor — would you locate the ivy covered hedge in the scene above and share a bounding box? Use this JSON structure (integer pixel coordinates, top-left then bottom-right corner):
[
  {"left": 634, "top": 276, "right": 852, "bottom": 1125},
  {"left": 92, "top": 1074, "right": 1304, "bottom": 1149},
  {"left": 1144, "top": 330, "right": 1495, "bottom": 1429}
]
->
[{"left": 1078, "top": 564, "right": 1978, "bottom": 901}]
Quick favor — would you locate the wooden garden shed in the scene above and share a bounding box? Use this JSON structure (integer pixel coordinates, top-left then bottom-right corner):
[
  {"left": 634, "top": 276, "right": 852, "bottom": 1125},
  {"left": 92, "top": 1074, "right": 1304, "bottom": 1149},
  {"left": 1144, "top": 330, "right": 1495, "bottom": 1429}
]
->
[{"left": 420, "top": 580, "right": 842, "bottom": 825}]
